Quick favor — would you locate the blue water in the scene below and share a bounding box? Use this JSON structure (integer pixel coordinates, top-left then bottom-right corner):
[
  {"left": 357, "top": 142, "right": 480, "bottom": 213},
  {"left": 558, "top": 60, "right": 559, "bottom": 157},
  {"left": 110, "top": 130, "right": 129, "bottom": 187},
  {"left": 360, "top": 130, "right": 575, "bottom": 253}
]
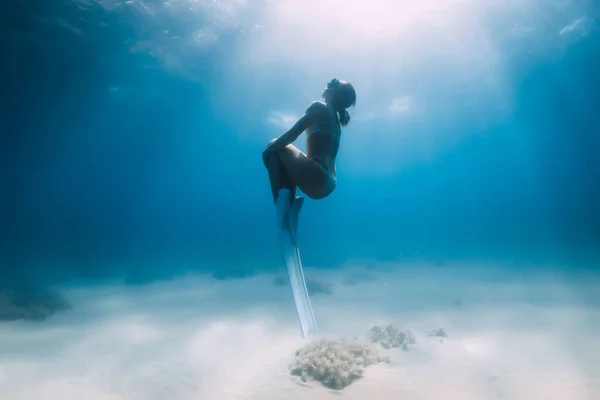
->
[
  {"left": 2, "top": 0, "right": 598, "bottom": 289},
  {"left": 0, "top": 2, "right": 599, "bottom": 397}
]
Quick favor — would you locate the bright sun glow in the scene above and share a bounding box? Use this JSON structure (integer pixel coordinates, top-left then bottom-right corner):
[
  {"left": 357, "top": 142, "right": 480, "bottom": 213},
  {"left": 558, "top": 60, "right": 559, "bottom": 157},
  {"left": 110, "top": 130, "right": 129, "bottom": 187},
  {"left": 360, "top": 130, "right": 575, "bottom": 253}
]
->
[{"left": 69, "top": 0, "right": 595, "bottom": 162}]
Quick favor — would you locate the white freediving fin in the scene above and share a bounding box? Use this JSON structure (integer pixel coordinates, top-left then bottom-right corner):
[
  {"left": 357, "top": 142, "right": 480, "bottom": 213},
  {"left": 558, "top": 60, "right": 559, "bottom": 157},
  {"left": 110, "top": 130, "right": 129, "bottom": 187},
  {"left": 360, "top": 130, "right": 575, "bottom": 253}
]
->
[
  {"left": 288, "top": 196, "right": 304, "bottom": 244},
  {"left": 274, "top": 189, "right": 318, "bottom": 339},
  {"left": 287, "top": 196, "right": 318, "bottom": 332},
  {"left": 275, "top": 188, "right": 292, "bottom": 229}
]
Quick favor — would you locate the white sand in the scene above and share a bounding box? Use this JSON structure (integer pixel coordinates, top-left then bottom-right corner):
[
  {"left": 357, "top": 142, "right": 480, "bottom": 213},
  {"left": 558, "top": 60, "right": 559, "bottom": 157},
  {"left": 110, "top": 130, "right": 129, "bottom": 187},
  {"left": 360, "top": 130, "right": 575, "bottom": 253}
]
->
[{"left": 0, "top": 262, "right": 598, "bottom": 400}]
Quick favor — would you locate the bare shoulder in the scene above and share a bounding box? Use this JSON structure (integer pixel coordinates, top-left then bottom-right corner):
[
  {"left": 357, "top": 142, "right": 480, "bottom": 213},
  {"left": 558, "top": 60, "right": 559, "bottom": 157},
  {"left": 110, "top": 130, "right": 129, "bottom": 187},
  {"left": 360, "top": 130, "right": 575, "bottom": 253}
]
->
[{"left": 304, "top": 101, "right": 329, "bottom": 117}]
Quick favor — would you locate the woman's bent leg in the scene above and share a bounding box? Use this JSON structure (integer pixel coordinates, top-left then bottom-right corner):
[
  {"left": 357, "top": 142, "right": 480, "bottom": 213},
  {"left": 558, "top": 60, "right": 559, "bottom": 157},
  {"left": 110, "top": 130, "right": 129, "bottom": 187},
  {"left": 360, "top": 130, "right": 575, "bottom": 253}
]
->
[
  {"left": 264, "top": 138, "right": 296, "bottom": 203},
  {"left": 273, "top": 145, "right": 334, "bottom": 200},
  {"left": 265, "top": 155, "right": 296, "bottom": 203},
  {"left": 264, "top": 139, "right": 334, "bottom": 201}
]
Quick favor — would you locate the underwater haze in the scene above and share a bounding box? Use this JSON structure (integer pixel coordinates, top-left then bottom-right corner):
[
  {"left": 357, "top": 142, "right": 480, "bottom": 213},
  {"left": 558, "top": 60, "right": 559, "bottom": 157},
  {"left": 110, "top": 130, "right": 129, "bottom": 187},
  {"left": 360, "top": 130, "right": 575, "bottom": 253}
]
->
[
  {"left": 1, "top": 0, "right": 600, "bottom": 283},
  {"left": 1, "top": 0, "right": 599, "bottom": 399}
]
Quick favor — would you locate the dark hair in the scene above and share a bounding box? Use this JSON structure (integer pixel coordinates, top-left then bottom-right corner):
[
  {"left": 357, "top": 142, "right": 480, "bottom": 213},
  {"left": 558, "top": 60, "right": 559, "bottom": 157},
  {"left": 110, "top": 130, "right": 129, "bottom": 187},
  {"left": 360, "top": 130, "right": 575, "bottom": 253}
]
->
[
  {"left": 337, "top": 108, "right": 351, "bottom": 127},
  {"left": 333, "top": 80, "right": 356, "bottom": 127}
]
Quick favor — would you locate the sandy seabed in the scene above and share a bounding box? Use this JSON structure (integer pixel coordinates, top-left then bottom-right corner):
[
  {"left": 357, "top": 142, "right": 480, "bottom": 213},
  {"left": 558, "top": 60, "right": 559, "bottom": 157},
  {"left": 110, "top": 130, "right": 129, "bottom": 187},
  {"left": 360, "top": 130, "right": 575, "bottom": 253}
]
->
[{"left": 0, "top": 262, "right": 599, "bottom": 400}]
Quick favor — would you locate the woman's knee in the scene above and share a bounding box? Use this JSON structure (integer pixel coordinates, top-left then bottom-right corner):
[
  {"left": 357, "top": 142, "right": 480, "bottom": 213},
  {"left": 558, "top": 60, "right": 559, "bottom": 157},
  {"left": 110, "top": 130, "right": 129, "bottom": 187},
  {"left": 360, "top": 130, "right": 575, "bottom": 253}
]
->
[{"left": 263, "top": 138, "right": 281, "bottom": 168}]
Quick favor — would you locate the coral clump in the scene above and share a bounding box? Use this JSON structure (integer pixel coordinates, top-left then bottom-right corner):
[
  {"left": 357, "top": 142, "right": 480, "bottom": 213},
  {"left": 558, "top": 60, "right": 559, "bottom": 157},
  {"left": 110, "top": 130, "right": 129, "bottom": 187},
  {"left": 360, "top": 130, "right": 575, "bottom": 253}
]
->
[
  {"left": 290, "top": 338, "right": 389, "bottom": 390},
  {"left": 368, "top": 324, "right": 416, "bottom": 350}
]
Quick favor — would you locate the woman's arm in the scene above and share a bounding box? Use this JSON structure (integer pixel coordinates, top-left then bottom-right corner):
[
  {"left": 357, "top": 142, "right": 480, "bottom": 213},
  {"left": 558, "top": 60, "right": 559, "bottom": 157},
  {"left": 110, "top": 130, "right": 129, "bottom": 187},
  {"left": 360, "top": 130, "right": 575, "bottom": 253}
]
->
[{"left": 262, "top": 102, "right": 324, "bottom": 159}]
